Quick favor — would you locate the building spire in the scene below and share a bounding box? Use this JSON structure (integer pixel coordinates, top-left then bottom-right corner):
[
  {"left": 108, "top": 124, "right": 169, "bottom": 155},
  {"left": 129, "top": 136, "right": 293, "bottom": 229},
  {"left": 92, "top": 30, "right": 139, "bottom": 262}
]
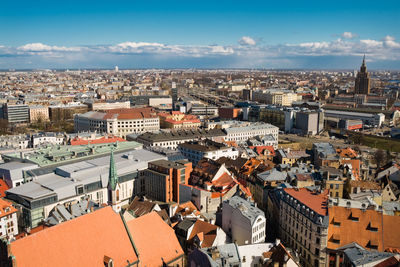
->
[
  {"left": 362, "top": 54, "right": 366, "bottom": 66},
  {"left": 108, "top": 149, "right": 118, "bottom": 190}
]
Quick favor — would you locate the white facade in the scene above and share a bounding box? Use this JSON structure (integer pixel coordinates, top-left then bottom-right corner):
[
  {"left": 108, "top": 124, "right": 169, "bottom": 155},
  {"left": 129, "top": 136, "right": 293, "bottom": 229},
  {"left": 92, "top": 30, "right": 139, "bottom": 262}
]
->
[
  {"left": 0, "top": 211, "right": 18, "bottom": 239},
  {"left": 223, "top": 123, "right": 279, "bottom": 143},
  {"left": 178, "top": 143, "right": 239, "bottom": 165},
  {"left": 32, "top": 134, "right": 64, "bottom": 148},
  {"left": 90, "top": 101, "right": 130, "bottom": 111},
  {"left": 74, "top": 113, "right": 160, "bottom": 138},
  {"left": 221, "top": 197, "right": 266, "bottom": 246}
]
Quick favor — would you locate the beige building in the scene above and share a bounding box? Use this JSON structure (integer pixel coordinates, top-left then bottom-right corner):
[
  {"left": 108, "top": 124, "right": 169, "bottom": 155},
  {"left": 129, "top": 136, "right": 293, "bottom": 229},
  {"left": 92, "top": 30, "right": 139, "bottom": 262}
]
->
[
  {"left": 325, "top": 178, "right": 345, "bottom": 198},
  {"left": 89, "top": 101, "right": 130, "bottom": 111},
  {"left": 158, "top": 111, "right": 201, "bottom": 129},
  {"left": 252, "top": 89, "right": 301, "bottom": 106},
  {"left": 278, "top": 188, "right": 329, "bottom": 267},
  {"left": 29, "top": 105, "right": 49, "bottom": 122}
]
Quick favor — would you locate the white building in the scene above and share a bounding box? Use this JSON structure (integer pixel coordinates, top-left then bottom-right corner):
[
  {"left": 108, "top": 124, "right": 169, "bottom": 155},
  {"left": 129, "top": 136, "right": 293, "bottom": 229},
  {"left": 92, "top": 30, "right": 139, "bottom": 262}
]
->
[
  {"left": 178, "top": 140, "right": 239, "bottom": 165},
  {"left": 0, "top": 199, "right": 18, "bottom": 239},
  {"left": 74, "top": 108, "right": 160, "bottom": 138},
  {"left": 0, "top": 162, "right": 39, "bottom": 188},
  {"left": 31, "top": 132, "right": 65, "bottom": 148},
  {"left": 89, "top": 101, "right": 130, "bottom": 111},
  {"left": 324, "top": 110, "right": 385, "bottom": 128},
  {"left": 221, "top": 196, "right": 266, "bottom": 246},
  {"left": 5, "top": 148, "right": 166, "bottom": 229},
  {"left": 223, "top": 123, "right": 279, "bottom": 147}
]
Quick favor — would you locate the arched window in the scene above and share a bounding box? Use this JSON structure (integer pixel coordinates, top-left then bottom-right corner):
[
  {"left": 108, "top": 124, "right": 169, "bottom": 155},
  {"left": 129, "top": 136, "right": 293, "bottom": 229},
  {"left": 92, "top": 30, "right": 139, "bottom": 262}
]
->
[{"left": 116, "top": 189, "right": 120, "bottom": 201}]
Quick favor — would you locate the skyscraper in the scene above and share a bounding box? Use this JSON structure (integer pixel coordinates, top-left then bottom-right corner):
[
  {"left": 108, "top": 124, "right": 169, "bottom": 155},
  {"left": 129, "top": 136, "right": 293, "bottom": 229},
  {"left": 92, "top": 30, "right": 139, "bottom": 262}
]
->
[{"left": 354, "top": 55, "right": 371, "bottom": 95}]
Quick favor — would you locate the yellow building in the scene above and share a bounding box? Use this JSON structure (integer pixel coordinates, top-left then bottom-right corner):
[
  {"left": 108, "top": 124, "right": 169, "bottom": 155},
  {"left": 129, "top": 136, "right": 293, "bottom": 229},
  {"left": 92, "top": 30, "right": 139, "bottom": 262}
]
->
[
  {"left": 29, "top": 105, "right": 49, "bottom": 123},
  {"left": 158, "top": 111, "right": 201, "bottom": 129}
]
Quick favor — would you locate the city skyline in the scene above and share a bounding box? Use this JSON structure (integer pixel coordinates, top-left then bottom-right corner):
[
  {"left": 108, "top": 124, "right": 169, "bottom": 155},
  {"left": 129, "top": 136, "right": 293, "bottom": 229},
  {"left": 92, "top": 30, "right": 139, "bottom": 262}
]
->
[{"left": 1, "top": 0, "right": 400, "bottom": 69}]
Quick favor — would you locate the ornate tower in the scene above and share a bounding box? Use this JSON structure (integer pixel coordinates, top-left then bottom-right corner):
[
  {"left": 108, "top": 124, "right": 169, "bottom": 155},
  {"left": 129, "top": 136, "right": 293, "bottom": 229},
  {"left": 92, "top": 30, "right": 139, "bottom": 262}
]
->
[
  {"left": 354, "top": 55, "right": 371, "bottom": 95},
  {"left": 108, "top": 149, "right": 122, "bottom": 212}
]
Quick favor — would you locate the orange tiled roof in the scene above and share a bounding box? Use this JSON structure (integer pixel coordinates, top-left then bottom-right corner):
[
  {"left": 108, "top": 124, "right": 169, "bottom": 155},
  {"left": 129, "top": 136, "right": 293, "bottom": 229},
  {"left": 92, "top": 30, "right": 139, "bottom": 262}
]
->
[
  {"left": 9, "top": 207, "right": 138, "bottom": 267},
  {"left": 337, "top": 148, "right": 358, "bottom": 159},
  {"left": 14, "top": 225, "right": 49, "bottom": 240},
  {"left": 212, "top": 172, "right": 234, "bottom": 187},
  {"left": 188, "top": 220, "right": 218, "bottom": 248},
  {"left": 284, "top": 188, "right": 328, "bottom": 216},
  {"left": 328, "top": 206, "right": 383, "bottom": 250},
  {"left": 103, "top": 108, "right": 157, "bottom": 120},
  {"left": 0, "top": 198, "right": 17, "bottom": 218},
  {"left": 383, "top": 214, "right": 400, "bottom": 251},
  {"left": 0, "top": 179, "right": 10, "bottom": 198},
  {"left": 70, "top": 136, "right": 126, "bottom": 145},
  {"left": 175, "top": 201, "right": 200, "bottom": 216},
  {"left": 126, "top": 212, "right": 184, "bottom": 266}
]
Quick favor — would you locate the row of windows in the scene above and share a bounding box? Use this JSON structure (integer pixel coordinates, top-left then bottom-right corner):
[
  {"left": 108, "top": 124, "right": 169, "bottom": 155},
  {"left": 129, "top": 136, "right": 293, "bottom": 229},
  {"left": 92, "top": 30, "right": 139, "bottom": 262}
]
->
[{"left": 252, "top": 231, "right": 264, "bottom": 243}]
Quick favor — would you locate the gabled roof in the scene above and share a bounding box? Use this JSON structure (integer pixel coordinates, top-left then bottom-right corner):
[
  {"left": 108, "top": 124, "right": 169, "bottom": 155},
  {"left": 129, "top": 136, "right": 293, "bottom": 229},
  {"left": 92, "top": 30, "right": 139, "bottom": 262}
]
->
[
  {"left": 127, "top": 196, "right": 158, "bottom": 217},
  {"left": 126, "top": 212, "right": 184, "bottom": 266},
  {"left": 188, "top": 220, "right": 219, "bottom": 248},
  {"left": 0, "top": 198, "right": 17, "bottom": 218},
  {"left": 9, "top": 207, "right": 138, "bottom": 267}
]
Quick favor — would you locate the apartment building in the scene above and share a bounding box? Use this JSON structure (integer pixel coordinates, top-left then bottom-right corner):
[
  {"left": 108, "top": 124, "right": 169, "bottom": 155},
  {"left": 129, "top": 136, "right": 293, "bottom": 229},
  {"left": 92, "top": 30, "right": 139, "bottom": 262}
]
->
[
  {"left": 158, "top": 111, "right": 201, "bottom": 129},
  {"left": 223, "top": 123, "right": 279, "bottom": 147},
  {"left": 221, "top": 196, "right": 266, "bottom": 246},
  {"left": 88, "top": 101, "right": 131, "bottom": 111},
  {"left": 0, "top": 198, "right": 18, "bottom": 239},
  {"left": 136, "top": 129, "right": 226, "bottom": 149},
  {"left": 278, "top": 188, "right": 329, "bottom": 267},
  {"left": 178, "top": 139, "right": 239, "bottom": 165},
  {"left": 143, "top": 159, "right": 192, "bottom": 203},
  {"left": 74, "top": 108, "right": 160, "bottom": 138},
  {"left": 3, "top": 104, "right": 29, "bottom": 124},
  {"left": 29, "top": 105, "right": 49, "bottom": 122}
]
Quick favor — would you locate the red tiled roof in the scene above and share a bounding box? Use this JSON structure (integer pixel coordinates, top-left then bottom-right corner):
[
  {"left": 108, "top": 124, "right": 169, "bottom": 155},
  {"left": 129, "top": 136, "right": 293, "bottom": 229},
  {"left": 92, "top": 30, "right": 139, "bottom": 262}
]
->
[
  {"left": 70, "top": 136, "right": 126, "bottom": 145},
  {"left": 126, "top": 212, "right": 184, "bottom": 266},
  {"left": 212, "top": 172, "right": 234, "bottom": 187},
  {"left": 249, "top": 146, "right": 275, "bottom": 156},
  {"left": 9, "top": 207, "right": 138, "bottom": 267},
  {"left": 284, "top": 188, "right": 328, "bottom": 216}
]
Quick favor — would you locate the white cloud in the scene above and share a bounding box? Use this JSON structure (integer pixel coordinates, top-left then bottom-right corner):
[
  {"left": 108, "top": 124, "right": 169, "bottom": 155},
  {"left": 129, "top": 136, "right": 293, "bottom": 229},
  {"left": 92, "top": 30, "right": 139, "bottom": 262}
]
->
[
  {"left": 17, "top": 43, "right": 81, "bottom": 52},
  {"left": 238, "top": 36, "right": 256, "bottom": 46},
  {"left": 359, "top": 39, "right": 383, "bottom": 48},
  {"left": 2, "top": 35, "right": 400, "bottom": 68},
  {"left": 342, "top": 32, "right": 357, "bottom": 39},
  {"left": 383, "top": 35, "right": 400, "bottom": 48}
]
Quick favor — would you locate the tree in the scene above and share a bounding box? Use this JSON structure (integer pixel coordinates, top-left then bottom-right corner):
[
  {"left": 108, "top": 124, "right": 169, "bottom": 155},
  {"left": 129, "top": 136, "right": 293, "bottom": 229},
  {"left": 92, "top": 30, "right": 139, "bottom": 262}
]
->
[
  {"left": 373, "top": 149, "right": 387, "bottom": 169},
  {"left": 353, "top": 145, "right": 361, "bottom": 154},
  {"left": 350, "top": 133, "right": 363, "bottom": 145},
  {"left": 0, "top": 119, "right": 8, "bottom": 134}
]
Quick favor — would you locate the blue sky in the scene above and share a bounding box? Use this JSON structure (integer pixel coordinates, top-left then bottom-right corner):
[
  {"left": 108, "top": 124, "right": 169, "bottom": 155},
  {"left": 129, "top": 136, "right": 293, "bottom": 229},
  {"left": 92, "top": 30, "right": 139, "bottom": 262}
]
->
[{"left": 0, "top": 0, "right": 399, "bottom": 69}]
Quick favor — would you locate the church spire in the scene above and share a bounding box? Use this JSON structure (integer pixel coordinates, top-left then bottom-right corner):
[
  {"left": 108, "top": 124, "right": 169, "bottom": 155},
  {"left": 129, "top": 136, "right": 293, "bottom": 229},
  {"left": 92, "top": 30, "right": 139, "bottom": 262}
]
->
[
  {"left": 360, "top": 54, "right": 367, "bottom": 73},
  {"left": 108, "top": 149, "right": 118, "bottom": 190}
]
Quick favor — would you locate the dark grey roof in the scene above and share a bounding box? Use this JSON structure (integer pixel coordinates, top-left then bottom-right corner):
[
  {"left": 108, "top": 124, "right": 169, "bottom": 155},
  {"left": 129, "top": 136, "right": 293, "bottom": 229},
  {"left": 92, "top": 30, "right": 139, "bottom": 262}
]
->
[
  {"left": 137, "top": 129, "right": 226, "bottom": 143},
  {"left": 344, "top": 246, "right": 393, "bottom": 266}
]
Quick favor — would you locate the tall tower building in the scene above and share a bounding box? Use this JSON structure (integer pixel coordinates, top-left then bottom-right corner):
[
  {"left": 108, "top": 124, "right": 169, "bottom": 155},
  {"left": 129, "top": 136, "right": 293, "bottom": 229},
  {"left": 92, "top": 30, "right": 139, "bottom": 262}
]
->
[
  {"left": 107, "top": 149, "right": 122, "bottom": 212},
  {"left": 354, "top": 55, "right": 370, "bottom": 95}
]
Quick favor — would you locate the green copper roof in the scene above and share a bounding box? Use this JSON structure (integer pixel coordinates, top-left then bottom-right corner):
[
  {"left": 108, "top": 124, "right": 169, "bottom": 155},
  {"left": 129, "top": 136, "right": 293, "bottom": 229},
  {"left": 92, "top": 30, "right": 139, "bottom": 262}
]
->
[{"left": 3, "top": 141, "right": 142, "bottom": 167}]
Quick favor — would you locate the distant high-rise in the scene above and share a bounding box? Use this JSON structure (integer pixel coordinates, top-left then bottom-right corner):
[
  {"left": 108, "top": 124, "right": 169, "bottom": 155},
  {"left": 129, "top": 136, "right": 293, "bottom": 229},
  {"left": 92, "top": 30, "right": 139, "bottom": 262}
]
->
[{"left": 354, "top": 55, "right": 370, "bottom": 95}]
